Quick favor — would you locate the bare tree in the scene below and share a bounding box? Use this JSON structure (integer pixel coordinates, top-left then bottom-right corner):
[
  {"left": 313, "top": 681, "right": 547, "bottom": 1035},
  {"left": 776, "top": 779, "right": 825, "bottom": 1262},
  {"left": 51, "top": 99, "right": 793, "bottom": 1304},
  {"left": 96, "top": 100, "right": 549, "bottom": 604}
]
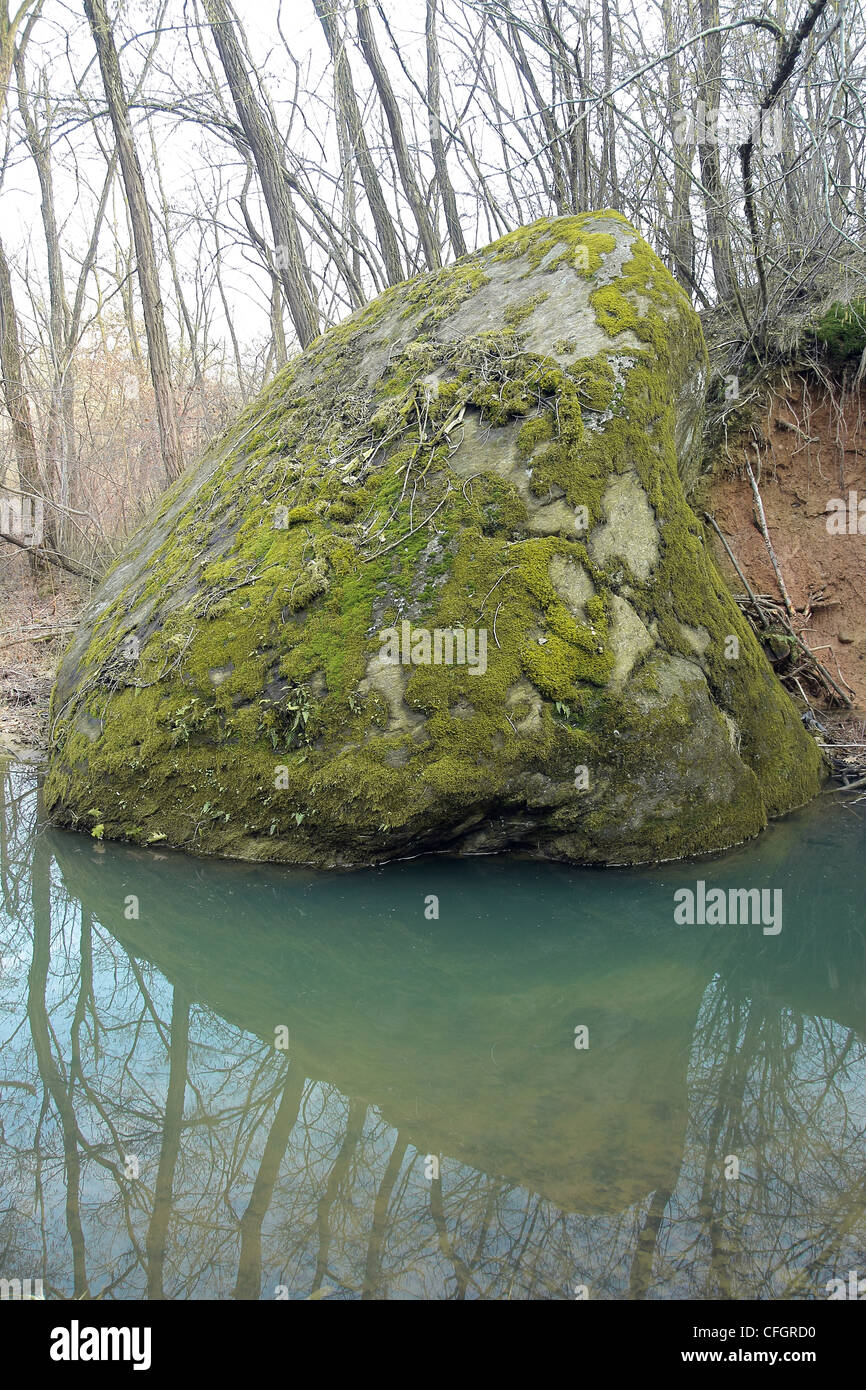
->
[
  {"left": 83, "top": 0, "right": 183, "bottom": 481},
  {"left": 355, "top": 0, "right": 441, "bottom": 269},
  {"left": 202, "top": 0, "right": 319, "bottom": 348},
  {"left": 425, "top": 0, "right": 466, "bottom": 258},
  {"left": 312, "top": 0, "right": 405, "bottom": 285},
  {"left": 0, "top": 236, "right": 45, "bottom": 523}
]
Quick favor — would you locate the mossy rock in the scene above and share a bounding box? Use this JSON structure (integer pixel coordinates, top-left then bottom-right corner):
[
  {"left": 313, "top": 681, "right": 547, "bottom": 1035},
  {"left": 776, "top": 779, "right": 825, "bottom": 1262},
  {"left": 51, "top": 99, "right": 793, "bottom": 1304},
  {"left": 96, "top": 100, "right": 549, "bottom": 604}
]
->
[{"left": 45, "top": 212, "right": 824, "bottom": 867}]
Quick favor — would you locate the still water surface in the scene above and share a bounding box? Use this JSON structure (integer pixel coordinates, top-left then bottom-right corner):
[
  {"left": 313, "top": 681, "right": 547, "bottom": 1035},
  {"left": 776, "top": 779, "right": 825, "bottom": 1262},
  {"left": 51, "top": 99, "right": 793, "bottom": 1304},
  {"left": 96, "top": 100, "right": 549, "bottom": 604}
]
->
[{"left": 1, "top": 759, "right": 865, "bottom": 1299}]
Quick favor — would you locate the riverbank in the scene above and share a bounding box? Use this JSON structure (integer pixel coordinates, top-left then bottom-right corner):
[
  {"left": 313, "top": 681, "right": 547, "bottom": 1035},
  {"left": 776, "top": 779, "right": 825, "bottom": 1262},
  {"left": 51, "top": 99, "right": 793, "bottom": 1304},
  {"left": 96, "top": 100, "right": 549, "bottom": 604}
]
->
[{"left": 0, "top": 553, "right": 81, "bottom": 759}]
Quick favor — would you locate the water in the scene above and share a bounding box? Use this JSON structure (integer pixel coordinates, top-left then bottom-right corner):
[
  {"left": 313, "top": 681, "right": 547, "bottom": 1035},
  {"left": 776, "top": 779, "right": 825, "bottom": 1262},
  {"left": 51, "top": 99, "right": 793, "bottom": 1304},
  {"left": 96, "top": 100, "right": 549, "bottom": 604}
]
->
[{"left": 1, "top": 758, "right": 865, "bottom": 1300}]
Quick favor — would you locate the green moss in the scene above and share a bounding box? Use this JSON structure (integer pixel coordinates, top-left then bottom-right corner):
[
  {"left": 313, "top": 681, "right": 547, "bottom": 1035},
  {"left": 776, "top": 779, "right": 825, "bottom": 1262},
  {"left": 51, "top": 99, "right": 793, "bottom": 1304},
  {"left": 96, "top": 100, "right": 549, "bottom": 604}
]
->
[
  {"left": 569, "top": 355, "right": 617, "bottom": 413},
  {"left": 402, "top": 256, "right": 489, "bottom": 328},
  {"left": 586, "top": 234, "right": 821, "bottom": 817},
  {"left": 44, "top": 210, "right": 822, "bottom": 867},
  {"left": 488, "top": 214, "right": 618, "bottom": 278},
  {"left": 517, "top": 413, "right": 555, "bottom": 460},
  {"left": 577, "top": 672, "right": 768, "bottom": 864},
  {"left": 504, "top": 291, "right": 550, "bottom": 328},
  {"left": 812, "top": 298, "right": 866, "bottom": 363}
]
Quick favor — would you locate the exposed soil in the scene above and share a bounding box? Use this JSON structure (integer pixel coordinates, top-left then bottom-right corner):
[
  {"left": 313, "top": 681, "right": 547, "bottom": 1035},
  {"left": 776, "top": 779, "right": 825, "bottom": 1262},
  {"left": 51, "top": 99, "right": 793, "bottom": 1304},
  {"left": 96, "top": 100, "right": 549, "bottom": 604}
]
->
[{"left": 708, "top": 371, "right": 866, "bottom": 710}]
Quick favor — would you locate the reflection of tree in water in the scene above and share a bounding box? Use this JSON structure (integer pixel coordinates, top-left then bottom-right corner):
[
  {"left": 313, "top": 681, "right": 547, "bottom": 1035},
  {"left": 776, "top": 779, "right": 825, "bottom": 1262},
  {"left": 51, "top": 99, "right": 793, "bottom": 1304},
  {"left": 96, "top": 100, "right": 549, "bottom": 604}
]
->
[
  {"left": 671, "top": 982, "right": 866, "bottom": 1301},
  {"left": 2, "top": 762, "right": 866, "bottom": 1299}
]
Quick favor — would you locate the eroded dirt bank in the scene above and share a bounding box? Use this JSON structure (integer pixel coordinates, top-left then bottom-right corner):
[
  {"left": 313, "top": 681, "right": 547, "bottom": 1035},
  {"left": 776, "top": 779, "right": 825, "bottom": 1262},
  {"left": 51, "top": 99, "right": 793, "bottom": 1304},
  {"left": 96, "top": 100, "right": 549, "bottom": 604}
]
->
[{"left": 708, "top": 371, "right": 865, "bottom": 710}]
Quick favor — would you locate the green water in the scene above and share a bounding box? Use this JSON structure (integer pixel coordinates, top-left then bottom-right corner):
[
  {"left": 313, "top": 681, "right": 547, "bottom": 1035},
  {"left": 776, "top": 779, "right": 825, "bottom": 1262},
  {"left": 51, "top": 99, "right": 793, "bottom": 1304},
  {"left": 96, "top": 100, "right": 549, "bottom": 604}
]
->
[{"left": 1, "top": 759, "right": 865, "bottom": 1300}]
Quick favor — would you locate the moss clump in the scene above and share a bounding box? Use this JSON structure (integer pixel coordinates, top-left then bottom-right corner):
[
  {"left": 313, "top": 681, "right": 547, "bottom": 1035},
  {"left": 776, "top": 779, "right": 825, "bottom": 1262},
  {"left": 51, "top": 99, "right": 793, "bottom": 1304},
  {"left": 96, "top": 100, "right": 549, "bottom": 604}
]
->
[
  {"left": 488, "top": 216, "right": 616, "bottom": 278},
  {"left": 403, "top": 256, "right": 489, "bottom": 328},
  {"left": 504, "top": 291, "right": 550, "bottom": 328},
  {"left": 45, "top": 211, "right": 823, "bottom": 868},
  {"left": 812, "top": 298, "right": 866, "bottom": 363}
]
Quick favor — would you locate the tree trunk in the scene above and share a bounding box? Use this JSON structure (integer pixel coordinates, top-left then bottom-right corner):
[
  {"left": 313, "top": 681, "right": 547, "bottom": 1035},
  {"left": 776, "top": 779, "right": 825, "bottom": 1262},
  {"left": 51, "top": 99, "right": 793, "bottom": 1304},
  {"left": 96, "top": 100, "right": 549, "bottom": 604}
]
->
[
  {"left": 425, "top": 0, "right": 466, "bottom": 258},
  {"left": 662, "top": 0, "right": 696, "bottom": 293},
  {"left": 696, "top": 0, "right": 736, "bottom": 303},
  {"left": 355, "top": 0, "right": 441, "bottom": 269},
  {"left": 502, "top": 17, "right": 569, "bottom": 214},
  {"left": 15, "top": 49, "right": 76, "bottom": 543},
  {"left": 0, "top": 1, "right": 55, "bottom": 554},
  {"left": 84, "top": 0, "right": 183, "bottom": 482},
  {"left": 0, "top": 233, "right": 56, "bottom": 550},
  {"left": 312, "top": 0, "right": 404, "bottom": 284},
  {"left": 203, "top": 0, "right": 319, "bottom": 348},
  {"left": 0, "top": 1, "right": 38, "bottom": 110},
  {"left": 600, "top": 0, "right": 620, "bottom": 208},
  {"left": 270, "top": 276, "right": 287, "bottom": 371}
]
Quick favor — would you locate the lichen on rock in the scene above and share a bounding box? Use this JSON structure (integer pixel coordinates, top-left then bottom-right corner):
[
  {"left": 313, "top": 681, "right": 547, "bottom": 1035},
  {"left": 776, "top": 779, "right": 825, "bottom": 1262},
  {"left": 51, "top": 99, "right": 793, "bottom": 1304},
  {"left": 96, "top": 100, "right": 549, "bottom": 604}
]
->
[{"left": 44, "top": 211, "right": 824, "bottom": 867}]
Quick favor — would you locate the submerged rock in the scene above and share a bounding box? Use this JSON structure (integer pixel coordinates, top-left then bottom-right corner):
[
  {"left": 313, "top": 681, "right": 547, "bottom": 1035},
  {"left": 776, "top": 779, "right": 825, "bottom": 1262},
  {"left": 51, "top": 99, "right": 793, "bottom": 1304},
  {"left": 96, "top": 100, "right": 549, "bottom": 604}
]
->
[{"left": 46, "top": 212, "right": 823, "bottom": 866}]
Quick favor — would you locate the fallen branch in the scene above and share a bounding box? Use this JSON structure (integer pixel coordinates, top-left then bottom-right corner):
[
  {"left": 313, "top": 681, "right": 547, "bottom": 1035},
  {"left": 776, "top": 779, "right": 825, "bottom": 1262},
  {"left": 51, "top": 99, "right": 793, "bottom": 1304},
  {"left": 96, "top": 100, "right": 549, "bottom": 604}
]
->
[
  {"left": 824, "top": 773, "right": 866, "bottom": 794},
  {"left": 744, "top": 455, "right": 796, "bottom": 619},
  {"left": 791, "top": 632, "right": 854, "bottom": 707},
  {"left": 0, "top": 531, "right": 98, "bottom": 581},
  {"left": 729, "top": 582, "right": 853, "bottom": 708},
  {"left": 362, "top": 486, "right": 452, "bottom": 562},
  {"left": 477, "top": 567, "right": 516, "bottom": 618},
  {"left": 704, "top": 512, "right": 765, "bottom": 621},
  {"left": 0, "top": 624, "right": 77, "bottom": 648}
]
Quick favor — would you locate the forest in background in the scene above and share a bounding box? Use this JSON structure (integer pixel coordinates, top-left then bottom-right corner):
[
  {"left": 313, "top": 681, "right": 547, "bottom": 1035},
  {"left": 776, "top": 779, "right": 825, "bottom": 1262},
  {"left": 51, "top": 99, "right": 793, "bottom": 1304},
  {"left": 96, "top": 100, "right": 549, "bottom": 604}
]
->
[{"left": 0, "top": 0, "right": 863, "bottom": 577}]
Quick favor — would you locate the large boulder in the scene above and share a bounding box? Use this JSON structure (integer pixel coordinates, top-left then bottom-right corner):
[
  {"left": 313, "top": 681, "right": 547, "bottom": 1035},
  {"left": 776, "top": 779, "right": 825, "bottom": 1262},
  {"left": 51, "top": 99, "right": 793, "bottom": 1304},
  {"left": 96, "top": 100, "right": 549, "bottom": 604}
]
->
[{"left": 45, "top": 212, "right": 823, "bottom": 866}]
